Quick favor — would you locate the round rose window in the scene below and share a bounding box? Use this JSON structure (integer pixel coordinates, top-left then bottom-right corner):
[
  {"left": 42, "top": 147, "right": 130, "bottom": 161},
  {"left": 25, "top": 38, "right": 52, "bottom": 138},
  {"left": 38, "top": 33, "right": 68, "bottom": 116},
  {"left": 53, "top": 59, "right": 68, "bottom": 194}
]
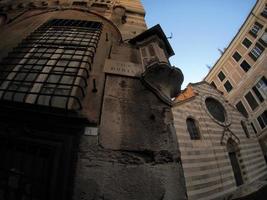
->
[{"left": 205, "top": 97, "right": 226, "bottom": 123}]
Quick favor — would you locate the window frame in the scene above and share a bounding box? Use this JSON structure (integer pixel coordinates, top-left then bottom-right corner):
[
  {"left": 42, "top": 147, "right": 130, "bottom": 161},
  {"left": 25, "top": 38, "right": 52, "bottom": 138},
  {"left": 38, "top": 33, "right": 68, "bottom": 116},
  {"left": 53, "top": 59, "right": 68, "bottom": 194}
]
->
[
  {"left": 240, "top": 60, "right": 251, "bottom": 72},
  {"left": 218, "top": 71, "right": 226, "bottom": 82},
  {"left": 186, "top": 117, "right": 201, "bottom": 140},
  {"left": 232, "top": 51, "right": 242, "bottom": 62},
  {"left": 242, "top": 38, "right": 252, "bottom": 49},
  {"left": 244, "top": 91, "right": 259, "bottom": 111},
  {"left": 224, "top": 80, "right": 233, "bottom": 93},
  {"left": 249, "top": 22, "right": 263, "bottom": 38},
  {"left": 249, "top": 43, "right": 264, "bottom": 61},
  {"left": 257, "top": 110, "right": 267, "bottom": 130},
  {"left": 236, "top": 101, "right": 249, "bottom": 118}
]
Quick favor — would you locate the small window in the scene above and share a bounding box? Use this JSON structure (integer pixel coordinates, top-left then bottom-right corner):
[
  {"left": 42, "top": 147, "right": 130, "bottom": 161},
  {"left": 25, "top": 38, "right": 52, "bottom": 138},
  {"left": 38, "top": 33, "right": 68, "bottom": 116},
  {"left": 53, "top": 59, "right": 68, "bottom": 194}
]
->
[
  {"left": 241, "top": 121, "right": 250, "bottom": 138},
  {"left": 257, "top": 110, "right": 267, "bottom": 129},
  {"left": 260, "top": 32, "right": 267, "bottom": 46},
  {"left": 205, "top": 97, "right": 226, "bottom": 123},
  {"left": 236, "top": 101, "right": 248, "bottom": 118},
  {"left": 256, "top": 76, "right": 267, "bottom": 98},
  {"left": 251, "top": 122, "right": 257, "bottom": 134},
  {"left": 252, "top": 86, "right": 264, "bottom": 102},
  {"left": 242, "top": 38, "right": 252, "bottom": 48},
  {"left": 249, "top": 43, "right": 264, "bottom": 61},
  {"left": 245, "top": 91, "right": 259, "bottom": 110},
  {"left": 240, "top": 60, "right": 251, "bottom": 72},
  {"left": 186, "top": 118, "right": 200, "bottom": 140},
  {"left": 249, "top": 22, "right": 263, "bottom": 37},
  {"left": 232, "top": 52, "right": 242, "bottom": 62},
  {"left": 148, "top": 44, "right": 156, "bottom": 56},
  {"left": 261, "top": 5, "right": 267, "bottom": 18},
  {"left": 140, "top": 43, "right": 159, "bottom": 68},
  {"left": 218, "top": 71, "right": 226, "bottom": 82},
  {"left": 224, "top": 80, "right": 233, "bottom": 93},
  {"left": 211, "top": 81, "right": 217, "bottom": 89}
]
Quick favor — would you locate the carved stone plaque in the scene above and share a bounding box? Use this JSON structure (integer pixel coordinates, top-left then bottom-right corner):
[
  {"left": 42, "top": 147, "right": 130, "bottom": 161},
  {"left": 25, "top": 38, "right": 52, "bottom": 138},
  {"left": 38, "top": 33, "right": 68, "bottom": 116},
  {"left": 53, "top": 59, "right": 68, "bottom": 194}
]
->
[{"left": 104, "top": 59, "right": 143, "bottom": 77}]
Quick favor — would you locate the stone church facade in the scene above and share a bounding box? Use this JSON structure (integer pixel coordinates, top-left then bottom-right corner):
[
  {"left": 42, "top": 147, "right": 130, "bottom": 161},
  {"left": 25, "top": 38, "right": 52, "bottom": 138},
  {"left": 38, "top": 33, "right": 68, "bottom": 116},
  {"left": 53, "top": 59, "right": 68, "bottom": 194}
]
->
[
  {"left": 0, "top": 0, "right": 266, "bottom": 200},
  {"left": 173, "top": 82, "right": 267, "bottom": 200}
]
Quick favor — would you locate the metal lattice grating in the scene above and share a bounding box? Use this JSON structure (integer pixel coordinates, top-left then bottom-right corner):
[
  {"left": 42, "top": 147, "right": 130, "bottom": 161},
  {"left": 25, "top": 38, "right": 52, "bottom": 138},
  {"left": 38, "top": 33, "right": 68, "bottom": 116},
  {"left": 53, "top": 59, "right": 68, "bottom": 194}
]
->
[{"left": 0, "top": 19, "right": 103, "bottom": 110}]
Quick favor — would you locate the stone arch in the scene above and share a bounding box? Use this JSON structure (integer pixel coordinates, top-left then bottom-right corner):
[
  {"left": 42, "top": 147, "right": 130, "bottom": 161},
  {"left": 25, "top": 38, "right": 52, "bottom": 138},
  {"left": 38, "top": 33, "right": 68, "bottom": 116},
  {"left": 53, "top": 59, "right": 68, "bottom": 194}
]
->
[
  {"left": 6, "top": 8, "right": 122, "bottom": 41},
  {"left": 221, "top": 127, "right": 240, "bottom": 146}
]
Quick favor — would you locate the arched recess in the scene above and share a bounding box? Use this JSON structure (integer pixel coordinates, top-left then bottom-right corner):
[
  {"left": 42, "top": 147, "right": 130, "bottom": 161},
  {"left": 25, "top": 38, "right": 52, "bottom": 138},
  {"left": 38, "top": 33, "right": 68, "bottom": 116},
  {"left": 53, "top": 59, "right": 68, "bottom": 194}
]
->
[
  {"left": 6, "top": 7, "right": 122, "bottom": 41},
  {"left": 186, "top": 117, "right": 200, "bottom": 140},
  {"left": 227, "top": 138, "right": 244, "bottom": 186}
]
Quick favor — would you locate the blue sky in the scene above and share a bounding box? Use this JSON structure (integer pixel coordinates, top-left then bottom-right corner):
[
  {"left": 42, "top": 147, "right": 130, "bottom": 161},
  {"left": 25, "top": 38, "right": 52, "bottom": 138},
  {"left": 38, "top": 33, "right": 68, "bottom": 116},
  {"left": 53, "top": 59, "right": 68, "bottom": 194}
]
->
[{"left": 141, "top": 0, "right": 256, "bottom": 88}]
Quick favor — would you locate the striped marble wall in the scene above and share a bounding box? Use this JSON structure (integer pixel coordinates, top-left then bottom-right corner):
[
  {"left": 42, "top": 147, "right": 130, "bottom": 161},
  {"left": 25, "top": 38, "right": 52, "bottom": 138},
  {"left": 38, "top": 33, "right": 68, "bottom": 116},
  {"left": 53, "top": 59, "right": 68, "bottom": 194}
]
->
[{"left": 172, "top": 82, "right": 267, "bottom": 200}]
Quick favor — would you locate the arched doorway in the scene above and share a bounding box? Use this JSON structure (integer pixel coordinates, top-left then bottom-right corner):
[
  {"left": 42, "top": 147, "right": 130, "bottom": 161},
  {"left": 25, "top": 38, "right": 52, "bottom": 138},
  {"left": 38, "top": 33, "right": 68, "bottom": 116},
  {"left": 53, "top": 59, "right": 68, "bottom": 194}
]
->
[{"left": 227, "top": 138, "right": 244, "bottom": 186}]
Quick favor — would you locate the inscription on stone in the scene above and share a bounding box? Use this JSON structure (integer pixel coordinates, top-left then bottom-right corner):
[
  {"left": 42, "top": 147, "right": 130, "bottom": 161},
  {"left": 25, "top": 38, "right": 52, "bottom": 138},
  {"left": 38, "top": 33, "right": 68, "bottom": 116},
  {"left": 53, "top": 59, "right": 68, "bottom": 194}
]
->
[
  {"left": 104, "top": 59, "right": 143, "bottom": 77},
  {"left": 84, "top": 127, "right": 98, "bottom": 136}
]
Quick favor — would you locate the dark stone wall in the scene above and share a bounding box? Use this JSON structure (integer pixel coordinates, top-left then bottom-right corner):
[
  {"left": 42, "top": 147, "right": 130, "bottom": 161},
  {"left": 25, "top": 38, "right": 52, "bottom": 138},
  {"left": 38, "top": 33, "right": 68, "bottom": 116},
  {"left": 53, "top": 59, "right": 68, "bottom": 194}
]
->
[{"left": 73, "top": 75, "right": 187, "bottom": 200}]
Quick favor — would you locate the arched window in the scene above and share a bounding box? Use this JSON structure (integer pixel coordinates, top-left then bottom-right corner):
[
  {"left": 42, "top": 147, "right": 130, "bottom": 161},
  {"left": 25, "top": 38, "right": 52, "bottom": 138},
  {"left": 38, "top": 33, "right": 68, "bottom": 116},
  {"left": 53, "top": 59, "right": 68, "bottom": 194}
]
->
[
  {"left": 205, "top": 97, "right": 226, "bottom": 123},
  {"left": 186, "top": 118, "right": 200, "bottom": 140},
  {"left": 241, "top": 120, "right": 250, "bottom": 138}
]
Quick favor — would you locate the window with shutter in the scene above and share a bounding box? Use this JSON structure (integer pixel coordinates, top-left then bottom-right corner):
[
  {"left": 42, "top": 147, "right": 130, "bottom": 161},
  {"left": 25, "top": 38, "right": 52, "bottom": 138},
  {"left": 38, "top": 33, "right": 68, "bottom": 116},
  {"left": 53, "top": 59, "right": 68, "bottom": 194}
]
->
[{"left": 140, "top": 43, "right": 159, "bottom": 68}]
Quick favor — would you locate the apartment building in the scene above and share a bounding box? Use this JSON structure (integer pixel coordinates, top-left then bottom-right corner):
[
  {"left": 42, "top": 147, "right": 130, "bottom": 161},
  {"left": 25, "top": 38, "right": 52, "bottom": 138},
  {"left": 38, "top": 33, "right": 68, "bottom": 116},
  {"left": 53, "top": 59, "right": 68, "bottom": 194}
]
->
[{"left": 205, "top": 0, "right": 267, "bottom": 158}]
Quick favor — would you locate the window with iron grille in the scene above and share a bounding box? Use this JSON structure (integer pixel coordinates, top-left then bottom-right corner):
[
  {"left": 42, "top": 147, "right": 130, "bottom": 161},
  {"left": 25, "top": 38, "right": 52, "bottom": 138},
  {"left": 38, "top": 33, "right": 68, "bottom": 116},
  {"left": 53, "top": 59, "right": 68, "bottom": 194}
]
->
[
  {"left": 0, "top": 19, "right": 102, "bottom": 110},
  {"left": 249, "top": 43, "right": 264, "bottom": 61},
  {"left": 249, "top": 22, "right": 263, "bottom": 38},
  {"left": 186, "top": 118, "right": 200, "bottom": 140}
]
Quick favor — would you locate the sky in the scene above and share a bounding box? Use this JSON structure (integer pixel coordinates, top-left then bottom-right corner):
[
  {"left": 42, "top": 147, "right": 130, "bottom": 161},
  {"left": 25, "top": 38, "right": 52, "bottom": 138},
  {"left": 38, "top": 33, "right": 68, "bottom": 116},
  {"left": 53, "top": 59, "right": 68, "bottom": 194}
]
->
[{"left": 141, "top": 0, "right": 256, "bottom": 89}]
